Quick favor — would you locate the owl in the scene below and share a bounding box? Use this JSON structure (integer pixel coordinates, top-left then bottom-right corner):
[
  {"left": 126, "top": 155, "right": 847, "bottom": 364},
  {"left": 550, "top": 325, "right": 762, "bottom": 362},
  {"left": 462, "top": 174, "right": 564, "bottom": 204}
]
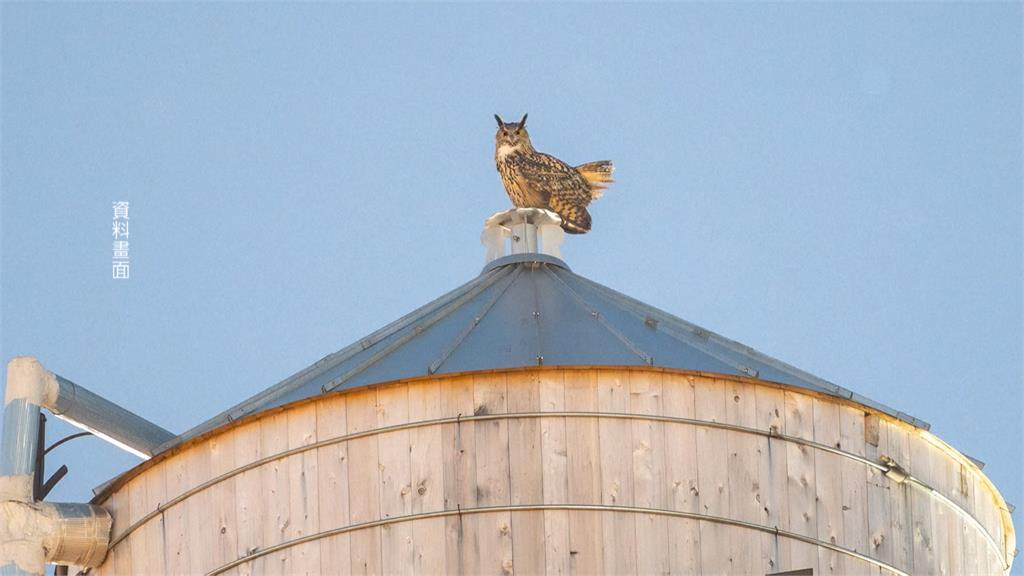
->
[{"left": 494, "top": 114, "right": 614, "bottom": 234}]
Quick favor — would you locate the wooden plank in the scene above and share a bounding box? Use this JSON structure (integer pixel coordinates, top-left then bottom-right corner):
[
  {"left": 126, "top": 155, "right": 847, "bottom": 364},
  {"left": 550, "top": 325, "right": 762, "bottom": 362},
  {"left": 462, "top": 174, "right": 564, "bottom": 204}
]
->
[
  {"left": 210, "top": 429, "right": 239, "bottom": 574},
  {"left": 316, "top": 395, "right": 352, "bottom": 573},
  {"left": 864, "top": 413, "right": 892, "bottom": 567},
  {"left": 986, "top": 498, "right": 1006, "bottom": 574},
  {"left": 718, "top": 524, "right": 765, "bottom": 575},
  {"left": 409, "top": 380, "right": 445, "bottom": 514},
  {"left": 885, "top": 420, "right": 914, "bottom": 572},
  {"left": 958, "top": 462, "right": 975, "bottom": 519},
  {"left": 144, "top": 461, "right": 169, "bottom": 573},
  {"left": 909, "top": 432, "right": 937, "bottom": 575},
  {"left": 935, "top": 493, "right": 961, "bottom": 576},
  {"left": 163, "top": 451, "right": 192, "bottom": 575},
  {"left": 106, "top": 486, "right": 133, "bottom": 575},
  {"left": 563, "top": 370, "right": 604, "bottom": 575},
  {"left": 960, "top": 470, "right": 981, "bottom": 572},
  {"left": 377, "top": 383, "right": 414, "bottom": 576},
  {"left": 974, "top": 473, "right": 1004, "bottom": 572},
  {"left": 259, "top": 412, "right": 291, "bottom": 574},
  {"left": 287, "top": 403, "right": 321, "bottom": 575},
  {"left": 940, "top": 455, "right": 964, "bottom": 576},
  {"left": 630, "top": 370, "right": 669, "bottom": 575},
  {"left": 865, "top": 413, "right": 880, "bottom": 447},
  {"left": 932, "top": 455, "right": 957, "bottom": 576},
  {"left": 507, "top": 371, "right": 545, "bottom": 575},
  {"left": 474, "top": 373, "right": 510, "bottom": 506},
  {"left": 135, "top": 460, "right": 167, "bottom": 576},
  {"left": 186, "top": 445, "right": 215, "bottom": 572},
  {"left": 146, "top": 466, "right": 166, "bottom": 574},
  {"left": 408, "top": 379, "right": 446, "bottom": 575},
  {"left": 185, "top": 442, "right": 215, "bottom": 573},
  {"left": 596, "top": 369, "right": 636, "bottom": 573},
  {"left": 233, "top": 420, "right": 264, "bottom": 576},
  {"left": 409, "top": 515, "right": 445, "bottom": 576},
  {"left": 539, "top": 370, "right": 570, "bottom": 576},
  {"left": 694, "top": 378, "right": 730, "bottom": 574},
  {"left": 844, "top": 554, "right": 886, "bottom": 575},
  {"left": 724, "top": 379, "right": 763, "bottom": 574},
  {"left": 473, "top": 373, "right": 513, "bottom": 575},
  {"left": 813, "top": 398, "right": 845, "bottom": 575},
  {"left": 755, "top": 384, "right": 789, "bottom": 573},
  {"left": 978, "top": 480, "right": 1004, "bottom": 569},
  {"left": 441, "top": 375, "right": 477, "bottom": 574},
  {"left": 960, "top": 508, "right": 978, "bottom": 574},
  {"left": 982, "top": 535, "right": 1003, "bottom": 576},
  {"left": 784, "top": 391, "right": 818, "bottom": 573},
  {"left": 663, "top": 373, "right": 700, "bottom": 573},
  {"left": 839, "top": 405, "right": 870, "bottom": 576},
  {"left": 348, "top": 388, "right": 382, "bottom": 575},
  {"left": 125, "top": 478, "right": 146, "bottom": 576}
]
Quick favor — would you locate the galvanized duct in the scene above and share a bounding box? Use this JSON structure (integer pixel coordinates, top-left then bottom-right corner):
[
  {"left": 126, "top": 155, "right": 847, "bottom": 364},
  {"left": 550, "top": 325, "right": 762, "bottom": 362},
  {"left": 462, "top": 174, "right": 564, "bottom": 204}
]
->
[{"left": 1, "top": 357, "right": 169, "bottom": 575}]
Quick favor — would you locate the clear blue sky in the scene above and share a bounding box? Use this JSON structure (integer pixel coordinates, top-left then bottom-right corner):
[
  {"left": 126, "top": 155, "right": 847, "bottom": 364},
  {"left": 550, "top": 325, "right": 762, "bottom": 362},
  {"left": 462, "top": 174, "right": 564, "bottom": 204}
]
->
[{"left": 2, "top": 2, "right": 1020, "bottom": 570}]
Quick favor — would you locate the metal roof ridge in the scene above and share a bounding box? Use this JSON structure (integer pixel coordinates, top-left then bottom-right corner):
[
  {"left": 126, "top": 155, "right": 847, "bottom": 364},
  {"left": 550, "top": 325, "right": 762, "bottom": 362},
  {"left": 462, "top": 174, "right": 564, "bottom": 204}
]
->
[
  {"left": 548, "top": 266, "right": 769, "bottom": 379},
  {"left": 543, "top": 264, "right": 654, "bottom": 366},
  {"left": 321, "top": 264, "right": 516, "bottom": 394},
  {"left": 566, "top": 269, "right": 929, "bottom": 429},
  {"left": 427, "top": 266, "right": 524, "bottom": 375}
]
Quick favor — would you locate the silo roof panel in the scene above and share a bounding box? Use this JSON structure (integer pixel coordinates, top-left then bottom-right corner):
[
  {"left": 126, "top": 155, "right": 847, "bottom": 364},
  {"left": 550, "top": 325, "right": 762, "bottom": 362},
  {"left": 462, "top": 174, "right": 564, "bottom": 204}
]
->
[{"left": 164, "top": 256, "right": 927, "bottom": 453}]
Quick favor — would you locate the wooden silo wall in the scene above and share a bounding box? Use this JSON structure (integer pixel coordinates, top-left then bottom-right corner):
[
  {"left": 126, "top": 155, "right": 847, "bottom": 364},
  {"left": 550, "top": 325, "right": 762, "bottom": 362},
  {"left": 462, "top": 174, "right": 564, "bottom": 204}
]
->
[{"left": 92, "top": 368, "right": 1013, "bottom": 575}]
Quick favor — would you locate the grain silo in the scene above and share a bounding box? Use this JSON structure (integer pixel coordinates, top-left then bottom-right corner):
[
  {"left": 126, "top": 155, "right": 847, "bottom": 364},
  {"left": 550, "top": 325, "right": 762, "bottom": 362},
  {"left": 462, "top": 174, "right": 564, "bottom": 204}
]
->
[{"left": 1, "top": 209, "right": 1017, "bottom": 575}]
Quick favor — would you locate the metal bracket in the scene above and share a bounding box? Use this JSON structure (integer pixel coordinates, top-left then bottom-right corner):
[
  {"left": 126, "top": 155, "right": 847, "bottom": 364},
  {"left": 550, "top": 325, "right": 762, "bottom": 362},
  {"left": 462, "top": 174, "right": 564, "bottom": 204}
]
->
[{"left": 31, "top": 414, "right": 92, "bottom": 501}]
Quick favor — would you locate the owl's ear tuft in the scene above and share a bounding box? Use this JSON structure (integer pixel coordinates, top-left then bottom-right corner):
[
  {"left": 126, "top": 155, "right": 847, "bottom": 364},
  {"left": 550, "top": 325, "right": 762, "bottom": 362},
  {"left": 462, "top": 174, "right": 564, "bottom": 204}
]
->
[
  {"left": 494, "top": 114, "right": 504, "bottom": 127},
  {"left": 518, "top": 113, "right": 528, "bottom": 128}
]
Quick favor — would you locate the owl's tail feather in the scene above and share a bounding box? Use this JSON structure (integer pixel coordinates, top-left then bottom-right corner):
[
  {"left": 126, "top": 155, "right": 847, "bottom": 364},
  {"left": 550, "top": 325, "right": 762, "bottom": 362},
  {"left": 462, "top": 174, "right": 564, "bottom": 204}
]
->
[
  {"left": 575, "top": 161, "right": 614, "bottom": 200},
  {"left": 560, "top": 208, "right": 591, "bottom": 235}
]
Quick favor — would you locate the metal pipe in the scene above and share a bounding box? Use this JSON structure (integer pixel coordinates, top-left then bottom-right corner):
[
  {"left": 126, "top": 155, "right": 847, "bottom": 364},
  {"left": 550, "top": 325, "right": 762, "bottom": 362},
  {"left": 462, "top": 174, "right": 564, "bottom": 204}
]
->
[
  {"left": 1, "top": 359, "right": 52, "bottom": 503},
  {"left": 0, "top": 359, "right": 47, "bottom": 575},
  {"left": 1, "top": 357, "right": 145, "bottom": 575},
  {"left": 0, "top": 501, "right": 111, "bottom": 575},
  {"left": 48, "top": 374, "right": 175, "bottom": 458}
]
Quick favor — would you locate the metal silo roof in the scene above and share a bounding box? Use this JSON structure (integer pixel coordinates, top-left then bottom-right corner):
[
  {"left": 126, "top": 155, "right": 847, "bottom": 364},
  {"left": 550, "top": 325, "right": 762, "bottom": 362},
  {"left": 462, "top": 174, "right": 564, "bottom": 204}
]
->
[{"left": 164, "top": 252, "right": 927, "bottom": 452}]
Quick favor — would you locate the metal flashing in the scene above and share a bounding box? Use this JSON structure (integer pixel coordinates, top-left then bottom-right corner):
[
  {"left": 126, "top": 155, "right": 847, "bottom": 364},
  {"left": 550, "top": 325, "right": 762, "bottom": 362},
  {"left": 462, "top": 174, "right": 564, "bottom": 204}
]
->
[{"left": 482, "top": 252, "right": 569, "bottom": 274}]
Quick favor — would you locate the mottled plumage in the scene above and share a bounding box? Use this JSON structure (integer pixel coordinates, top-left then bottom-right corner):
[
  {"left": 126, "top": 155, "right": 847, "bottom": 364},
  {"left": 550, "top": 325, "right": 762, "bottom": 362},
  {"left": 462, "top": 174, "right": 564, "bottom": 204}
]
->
[{"left": 495, "top": 114, "right": 614, "bottom": 234}]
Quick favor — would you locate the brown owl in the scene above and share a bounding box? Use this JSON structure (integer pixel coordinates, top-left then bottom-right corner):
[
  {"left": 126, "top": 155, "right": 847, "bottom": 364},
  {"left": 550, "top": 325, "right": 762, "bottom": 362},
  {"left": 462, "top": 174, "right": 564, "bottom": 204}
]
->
[{"left": 494, "top": 114, "right": 614, "bottom": 234}]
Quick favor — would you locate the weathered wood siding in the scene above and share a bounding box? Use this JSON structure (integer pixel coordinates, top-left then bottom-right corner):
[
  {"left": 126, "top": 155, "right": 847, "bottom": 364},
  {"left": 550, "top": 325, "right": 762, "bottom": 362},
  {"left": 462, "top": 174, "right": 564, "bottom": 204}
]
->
[{"left": 92, "top": 368, "right": 1014, "bottom": 576}]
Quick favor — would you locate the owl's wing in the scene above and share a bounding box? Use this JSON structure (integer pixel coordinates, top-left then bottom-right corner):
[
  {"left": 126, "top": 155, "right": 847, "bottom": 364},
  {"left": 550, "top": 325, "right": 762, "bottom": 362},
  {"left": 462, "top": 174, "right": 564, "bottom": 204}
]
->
[
  {"left": 514, "top": 153, "right": 592, "bottom": 206},
  {"left": 514, "top": 152, "right": 594, "bottom": 233}
]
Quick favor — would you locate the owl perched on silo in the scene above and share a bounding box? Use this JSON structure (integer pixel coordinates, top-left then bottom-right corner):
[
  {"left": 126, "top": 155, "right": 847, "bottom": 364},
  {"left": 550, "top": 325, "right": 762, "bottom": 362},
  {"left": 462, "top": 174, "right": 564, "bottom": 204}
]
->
[{"left": 494, "top": 114, "right": 614, "bottom": 234}]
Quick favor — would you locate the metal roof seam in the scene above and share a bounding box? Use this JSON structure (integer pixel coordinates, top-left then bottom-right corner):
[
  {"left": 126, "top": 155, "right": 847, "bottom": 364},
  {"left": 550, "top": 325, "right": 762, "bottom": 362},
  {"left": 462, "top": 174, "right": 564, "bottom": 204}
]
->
[
  {"left": 543, "top": 265, "right": 654, "bottom": 366},
  {"left": 568, "top": 271, "right": 927, "bottom": 427},
  {"left": 321, "top": 264, "right": 516, "bottom": 394},
  {"left": 170, "top": 268, "right": 506, "bottom": 445},
  {"left": 549, "top": 267, "right": 786, "bottom": 384},
  {"left": 427, "top": 265, "right": 524, "bottom": 375},
  {"left": 571, "top": 272, "right": 844, "bottom": 390},
  {"left": 532, "top": 266, "right": 546, "bottom": 365}
]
